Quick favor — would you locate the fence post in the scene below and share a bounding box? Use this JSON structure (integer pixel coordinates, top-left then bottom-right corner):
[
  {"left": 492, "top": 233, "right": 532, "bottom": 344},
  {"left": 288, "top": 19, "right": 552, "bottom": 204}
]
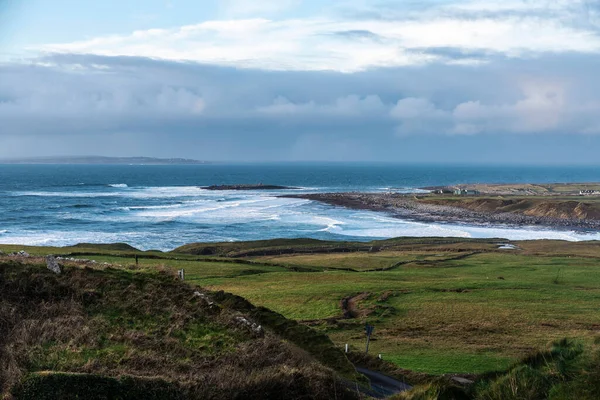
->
[{"left": 365, "top": 323, "right": 374, "bottom": 353}]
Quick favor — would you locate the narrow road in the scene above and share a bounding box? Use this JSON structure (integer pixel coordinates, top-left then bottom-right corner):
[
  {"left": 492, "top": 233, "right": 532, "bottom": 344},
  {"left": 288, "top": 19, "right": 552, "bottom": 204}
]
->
[{"left": 356, "top": 367, "right": 412, "bottom": 398}]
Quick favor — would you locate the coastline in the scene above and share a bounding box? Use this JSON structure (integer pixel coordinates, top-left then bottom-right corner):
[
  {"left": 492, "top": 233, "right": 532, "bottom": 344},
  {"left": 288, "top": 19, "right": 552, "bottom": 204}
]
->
[{"left": 282, "top": 192, "right": 600, "bottom": 232}]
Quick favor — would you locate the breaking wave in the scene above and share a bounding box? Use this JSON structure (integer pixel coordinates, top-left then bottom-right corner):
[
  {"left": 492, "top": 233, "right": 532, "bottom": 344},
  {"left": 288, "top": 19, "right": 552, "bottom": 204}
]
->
[{"left": 3, "top": 181, "right": 600, "bottom": 251}]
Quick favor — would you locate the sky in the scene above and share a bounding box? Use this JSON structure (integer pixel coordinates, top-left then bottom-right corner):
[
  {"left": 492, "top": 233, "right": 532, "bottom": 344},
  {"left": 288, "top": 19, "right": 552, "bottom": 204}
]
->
[{"left": 1, "top": 0, "right": 600, "bottom": 163}]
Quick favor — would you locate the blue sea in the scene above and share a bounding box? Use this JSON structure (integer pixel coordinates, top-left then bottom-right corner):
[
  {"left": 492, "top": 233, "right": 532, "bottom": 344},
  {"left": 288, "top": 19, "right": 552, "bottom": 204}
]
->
[{"left": 1, "top": 163, "right": 599, "bottom": 251}]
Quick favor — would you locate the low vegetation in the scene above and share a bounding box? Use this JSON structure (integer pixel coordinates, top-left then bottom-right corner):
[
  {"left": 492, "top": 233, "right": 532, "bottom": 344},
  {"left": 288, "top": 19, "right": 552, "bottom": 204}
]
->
[
  {"left": 0, "top": 258, "right": 360, "bottom": 399},
  {"left": 419, "top": 196, "right": 600, "bottom": 221},
  {"left": 3, "top": 236, "right": 600, "bottom": 398},
  {"left": 396, "top": 339, "right": 600, "bottom": 400}
]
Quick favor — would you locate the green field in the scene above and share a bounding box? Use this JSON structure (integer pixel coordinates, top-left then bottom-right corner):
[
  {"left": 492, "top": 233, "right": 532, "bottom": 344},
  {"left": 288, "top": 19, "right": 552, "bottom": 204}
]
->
[
  {"left": 3, "top": 238, "right": 600, "bottom": 377},
  {"left": 200, "top": 252, "right": 600, "bottom": 374}
]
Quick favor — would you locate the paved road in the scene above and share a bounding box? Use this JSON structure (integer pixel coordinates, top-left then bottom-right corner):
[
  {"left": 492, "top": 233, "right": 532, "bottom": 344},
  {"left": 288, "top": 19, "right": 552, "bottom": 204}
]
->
[{"left": 356, "top": 367, "right": 412, "bottom": 398}]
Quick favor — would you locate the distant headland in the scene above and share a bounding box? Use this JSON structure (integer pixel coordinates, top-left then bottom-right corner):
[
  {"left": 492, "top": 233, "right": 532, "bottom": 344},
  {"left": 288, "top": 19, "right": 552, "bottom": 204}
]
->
[{"left": 0, "top": 156, "right": 209, "bottom": 165}]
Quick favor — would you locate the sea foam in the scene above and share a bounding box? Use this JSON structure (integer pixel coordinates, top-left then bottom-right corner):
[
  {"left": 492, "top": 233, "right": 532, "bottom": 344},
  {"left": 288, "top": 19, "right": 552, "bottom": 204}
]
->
[{"left": 4, "top": 182, "right": 600, "bottom": 251}]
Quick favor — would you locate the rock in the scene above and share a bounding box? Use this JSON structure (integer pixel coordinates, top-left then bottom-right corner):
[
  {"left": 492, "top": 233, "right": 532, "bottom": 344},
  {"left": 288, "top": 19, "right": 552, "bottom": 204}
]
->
[
  {"left": 234, "top": 315, "right": 264, "bottom": 336},
  {"left": 193, "top": 291, "right": 215, "bottom": 306},
  {"left": 451, "top": 376, "right": 474, "bottom": 385},
  {"left": 203, "top": 184, "right": 296, "bottom": 191},
  {"left": 193, "top": 291, "right": 221, "bottom": 314},
  {"left": 17, "top": 250, "right": 30, "bottom": 257},
  {"left": 46, "top": 255, "right": 62, "bottom": 274}
]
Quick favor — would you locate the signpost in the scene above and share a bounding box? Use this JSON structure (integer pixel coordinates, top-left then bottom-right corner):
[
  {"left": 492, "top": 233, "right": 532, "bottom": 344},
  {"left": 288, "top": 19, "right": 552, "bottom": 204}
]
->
[{"left": 365, "top": 323, "right": 374, "bottom": 353}]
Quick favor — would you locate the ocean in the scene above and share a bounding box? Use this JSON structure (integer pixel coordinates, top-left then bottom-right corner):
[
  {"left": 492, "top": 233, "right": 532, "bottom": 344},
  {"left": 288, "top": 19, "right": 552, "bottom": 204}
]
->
[{"left": 1, "top": 163, "right": 599, "bottom": 251}]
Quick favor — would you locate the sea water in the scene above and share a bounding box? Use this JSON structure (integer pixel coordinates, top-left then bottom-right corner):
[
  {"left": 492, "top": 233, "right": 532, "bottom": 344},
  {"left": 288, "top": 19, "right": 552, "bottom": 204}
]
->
[{"left": 1, "top": 163, "right": 599, "bottom": 251}]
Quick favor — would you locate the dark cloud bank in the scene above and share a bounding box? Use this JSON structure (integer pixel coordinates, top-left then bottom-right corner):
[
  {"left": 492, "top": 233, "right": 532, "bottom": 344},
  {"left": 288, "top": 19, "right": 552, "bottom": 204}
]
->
[{"left": 2, "top": 53, "right": 600, "bottom": 163}]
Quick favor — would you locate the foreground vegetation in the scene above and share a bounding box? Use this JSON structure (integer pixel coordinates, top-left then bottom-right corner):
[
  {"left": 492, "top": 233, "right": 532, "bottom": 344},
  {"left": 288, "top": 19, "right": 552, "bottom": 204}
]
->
[
  {"left": 0, "top": 257, "right": 360, "bottom": 399},
  {"left": 3, "top": 237, "right": 600, "bottom": 398},
  {"left": 395, "top": 338, "right": 600, "bottom": 400}
]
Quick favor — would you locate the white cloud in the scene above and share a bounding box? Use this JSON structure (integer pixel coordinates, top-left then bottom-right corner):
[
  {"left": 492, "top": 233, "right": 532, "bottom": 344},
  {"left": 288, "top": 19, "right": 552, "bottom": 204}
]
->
[
  {"left": 446, "top": 0, "right": 580, "bottom": 13},
  {"left": 219, "top": 0, "right": 301, "bottom": 17},
  {"left": 390, "top": 98, "right": 447, "bottom": 120},
  {"left": 35, "top": 1, "right": 600, "bottom": 72},
  {"left": 389, "top": 80, "right": 600, "bottom": 135},
  {"left": 452, "top": 81, "right": 567, "bottom": 133}
]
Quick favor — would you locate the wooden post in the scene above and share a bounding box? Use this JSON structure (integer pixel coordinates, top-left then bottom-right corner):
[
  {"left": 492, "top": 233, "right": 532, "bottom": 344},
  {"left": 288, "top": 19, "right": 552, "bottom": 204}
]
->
[
  {"left": 345, "top": 343, "right": 349, "bottom": 353},
  {"left": 365, "top": 323, "right": 374, "bottom": 353}
]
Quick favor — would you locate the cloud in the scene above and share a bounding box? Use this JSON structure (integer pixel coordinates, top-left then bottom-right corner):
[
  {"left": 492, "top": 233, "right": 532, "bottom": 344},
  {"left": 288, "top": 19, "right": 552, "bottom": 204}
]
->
[
  {"left": 33, "top": 1, "right": 600, "bottom": 72},
  {"left": 330, "top": 29, "right": 383, "bottom": 41},
  {"left": 3, "top": 1, "right": 600, "bottom": 162},
  {"left": 258, "top": 94, "right": 386, "bottom": 116},
  {"left": 2, "top": 49, "right": 600, "bottom": 161},
  {"left": 219, "top": 0, "right": 302, "bottom": 17},
  {"left": 3, "top": 52, "right": 600, "bottom": 139},
  {"left": 390, "top": 98, "right": 452, "bottom": 135},
  {"left": 389, "top": 80, "right": 600, "bottom": 135}
]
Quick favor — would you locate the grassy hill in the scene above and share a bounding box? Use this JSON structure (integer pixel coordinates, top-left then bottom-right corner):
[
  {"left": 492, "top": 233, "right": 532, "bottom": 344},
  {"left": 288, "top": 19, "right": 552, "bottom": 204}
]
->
[{"left": 0, "top": 258, "right": 360, "bottom": 399}]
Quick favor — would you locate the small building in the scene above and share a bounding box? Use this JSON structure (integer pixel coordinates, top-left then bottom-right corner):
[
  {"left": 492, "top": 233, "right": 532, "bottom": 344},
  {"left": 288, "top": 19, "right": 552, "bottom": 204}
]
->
[
  {"left": 580, "top": 190, "right": 600, "bottom": 196},
  {"left": 454, "top": 189, "right": 480, "bottom": 196}
]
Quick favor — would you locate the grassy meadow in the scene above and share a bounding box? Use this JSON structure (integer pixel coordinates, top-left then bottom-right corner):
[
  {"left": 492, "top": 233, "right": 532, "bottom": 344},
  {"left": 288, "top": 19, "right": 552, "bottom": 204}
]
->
[{"left": 3, "top": 238, "right": 600, "bottom": 377}]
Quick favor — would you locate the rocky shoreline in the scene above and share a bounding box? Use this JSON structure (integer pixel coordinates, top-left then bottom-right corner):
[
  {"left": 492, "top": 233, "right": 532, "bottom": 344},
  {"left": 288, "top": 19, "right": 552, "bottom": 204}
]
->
[
  {"left": 282, "top": 192, "right": 600, "bottom": 231},
  {"left": 202, "top": 184, "right": 297, "bottom": 190}
]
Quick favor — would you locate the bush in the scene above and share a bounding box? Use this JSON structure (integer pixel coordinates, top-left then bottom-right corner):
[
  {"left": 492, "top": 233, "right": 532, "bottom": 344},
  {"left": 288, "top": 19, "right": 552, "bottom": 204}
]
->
[
  {"left": 476, "top": 365, "right": 551, "bottom": 400},
  {"left": 475, "top": 339, "right": 585, "bottom": 400}
]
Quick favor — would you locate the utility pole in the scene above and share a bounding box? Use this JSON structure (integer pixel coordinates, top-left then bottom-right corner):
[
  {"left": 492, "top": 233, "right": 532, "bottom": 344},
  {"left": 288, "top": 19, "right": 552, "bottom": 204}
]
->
[{"left": 365, "top": 323, "right": 374, "bottom": 353}]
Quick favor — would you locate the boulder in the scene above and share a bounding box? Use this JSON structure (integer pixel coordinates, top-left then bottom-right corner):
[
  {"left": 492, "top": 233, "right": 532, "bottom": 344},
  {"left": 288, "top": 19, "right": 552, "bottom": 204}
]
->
[
  {"left": 46, "top": 255, "right": 62, "bottom": 274},
  {"left": 17, "top": 250, "right": 30, "bottom": 257}
]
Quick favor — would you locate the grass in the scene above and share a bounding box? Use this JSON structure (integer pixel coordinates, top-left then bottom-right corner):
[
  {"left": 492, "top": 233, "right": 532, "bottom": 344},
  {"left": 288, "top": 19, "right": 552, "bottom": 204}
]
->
[
  {"left": 0, "top": 259, "right": 361, "bottom": 399},
  {"left": 384, "top": 350, "right": 513, "bottom": 375},
  {"left": 190, "top": 247, "right": 600, "bottom": 375},
  {"left": 417, "top": 195, "right": 600, "bottom": 220},
  {"left": 4, "top": 237, "right": 600, "bottom": 381},
  {"left": 253, "top": 251, "right": 456, "bottom": 271}
]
